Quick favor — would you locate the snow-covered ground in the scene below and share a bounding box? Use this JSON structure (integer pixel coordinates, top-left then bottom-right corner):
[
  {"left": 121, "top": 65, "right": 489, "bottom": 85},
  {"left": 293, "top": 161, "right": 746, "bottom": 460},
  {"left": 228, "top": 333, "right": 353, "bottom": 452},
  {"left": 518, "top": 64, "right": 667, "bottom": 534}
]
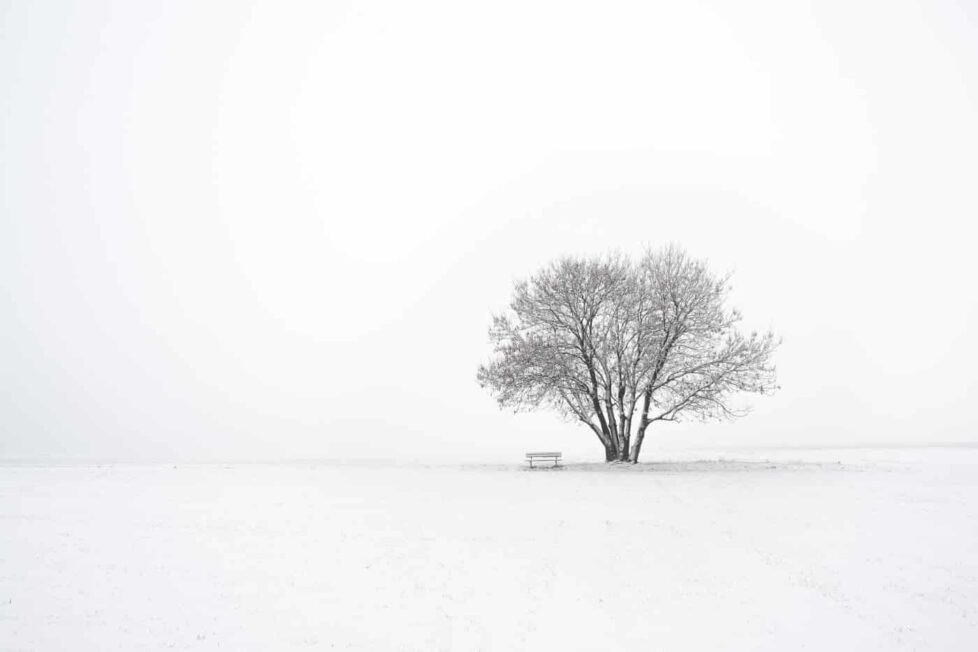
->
[{"left": 2, "top": 447, "right": 977, "bottom": 650}]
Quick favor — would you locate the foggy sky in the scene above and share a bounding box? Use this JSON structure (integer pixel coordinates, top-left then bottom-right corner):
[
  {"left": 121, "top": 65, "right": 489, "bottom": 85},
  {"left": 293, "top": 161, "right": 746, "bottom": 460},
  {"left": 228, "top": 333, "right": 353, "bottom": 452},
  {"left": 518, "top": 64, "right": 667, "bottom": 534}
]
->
[{"left": 3, "top": 0, "right": 977, "bottom": 462}]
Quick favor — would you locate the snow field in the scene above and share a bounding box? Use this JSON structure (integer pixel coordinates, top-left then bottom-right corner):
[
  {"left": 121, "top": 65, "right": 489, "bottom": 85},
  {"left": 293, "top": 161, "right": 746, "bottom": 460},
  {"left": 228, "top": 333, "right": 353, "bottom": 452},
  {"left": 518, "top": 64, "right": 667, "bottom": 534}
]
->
[{"left": 1, "top": 448, "right": 977, "bottom": 650}]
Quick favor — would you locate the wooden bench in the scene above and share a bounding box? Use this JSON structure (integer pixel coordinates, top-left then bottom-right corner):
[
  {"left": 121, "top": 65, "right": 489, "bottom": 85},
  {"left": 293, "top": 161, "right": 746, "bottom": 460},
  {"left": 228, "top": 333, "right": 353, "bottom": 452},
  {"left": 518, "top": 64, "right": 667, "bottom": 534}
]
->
[{"left": 526, "top": 451, "right": 562, "bottom": 468}]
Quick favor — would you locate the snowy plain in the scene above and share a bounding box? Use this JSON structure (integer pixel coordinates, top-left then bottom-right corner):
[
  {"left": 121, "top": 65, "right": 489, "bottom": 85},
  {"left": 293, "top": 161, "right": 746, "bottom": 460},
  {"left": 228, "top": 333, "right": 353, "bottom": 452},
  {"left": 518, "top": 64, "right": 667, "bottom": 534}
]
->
[{"left": 2, "top": 447, "right": 977, "bottom": 651}]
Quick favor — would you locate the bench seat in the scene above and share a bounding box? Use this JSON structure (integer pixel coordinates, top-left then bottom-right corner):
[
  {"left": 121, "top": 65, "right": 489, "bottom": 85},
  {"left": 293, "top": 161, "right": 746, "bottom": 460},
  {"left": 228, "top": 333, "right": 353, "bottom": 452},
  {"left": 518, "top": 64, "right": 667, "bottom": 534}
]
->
[{"left": 525, "top": 452, "right": 562, "bottom": 468}]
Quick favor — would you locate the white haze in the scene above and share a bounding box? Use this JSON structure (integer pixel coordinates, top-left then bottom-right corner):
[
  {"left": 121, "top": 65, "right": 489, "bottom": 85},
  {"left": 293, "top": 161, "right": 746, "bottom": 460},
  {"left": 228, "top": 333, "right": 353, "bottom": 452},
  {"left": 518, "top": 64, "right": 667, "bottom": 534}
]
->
[{"left": 2, "top": 0, "right": 977, "bottom": 462}]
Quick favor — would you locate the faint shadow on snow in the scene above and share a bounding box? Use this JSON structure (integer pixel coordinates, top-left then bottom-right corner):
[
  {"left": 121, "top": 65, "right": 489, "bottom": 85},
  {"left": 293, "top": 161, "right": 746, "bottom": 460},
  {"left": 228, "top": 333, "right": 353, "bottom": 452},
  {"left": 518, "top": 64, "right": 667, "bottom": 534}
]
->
[
  {"left": 568, "top": 459, "right": 855, "bottom": 473},
  {"left": 517, "top": 459, "right": 855, "bottom": 473}
]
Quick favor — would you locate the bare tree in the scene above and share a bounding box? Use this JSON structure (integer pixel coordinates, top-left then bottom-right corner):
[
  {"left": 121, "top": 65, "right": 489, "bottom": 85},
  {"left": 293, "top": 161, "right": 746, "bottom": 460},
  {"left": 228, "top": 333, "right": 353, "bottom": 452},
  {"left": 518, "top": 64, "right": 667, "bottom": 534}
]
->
[{"left": 477, "top": 245, "right": 780, "bottom": 463}]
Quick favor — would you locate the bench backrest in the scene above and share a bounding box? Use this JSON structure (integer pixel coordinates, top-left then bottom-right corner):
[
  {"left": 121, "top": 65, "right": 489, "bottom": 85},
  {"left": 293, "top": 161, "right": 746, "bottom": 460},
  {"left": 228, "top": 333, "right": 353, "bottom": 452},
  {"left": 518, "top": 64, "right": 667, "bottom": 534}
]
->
[{"left": 526, "top": 452, "right": 562, "bottom": 457}]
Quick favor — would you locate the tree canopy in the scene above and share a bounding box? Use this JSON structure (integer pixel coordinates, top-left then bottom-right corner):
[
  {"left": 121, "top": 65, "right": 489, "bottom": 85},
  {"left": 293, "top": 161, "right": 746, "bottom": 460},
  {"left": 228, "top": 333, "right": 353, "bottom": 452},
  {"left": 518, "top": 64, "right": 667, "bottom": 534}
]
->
[{"left": 477, "top": 245, "right": 780, "bottom": 462}]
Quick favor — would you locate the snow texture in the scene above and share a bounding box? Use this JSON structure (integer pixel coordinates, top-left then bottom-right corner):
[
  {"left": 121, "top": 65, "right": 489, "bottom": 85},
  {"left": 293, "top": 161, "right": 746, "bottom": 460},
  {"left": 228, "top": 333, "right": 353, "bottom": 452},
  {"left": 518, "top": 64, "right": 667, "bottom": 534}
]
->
[{"left": 2, "top": 447, "right": 977, "bottom": 650}]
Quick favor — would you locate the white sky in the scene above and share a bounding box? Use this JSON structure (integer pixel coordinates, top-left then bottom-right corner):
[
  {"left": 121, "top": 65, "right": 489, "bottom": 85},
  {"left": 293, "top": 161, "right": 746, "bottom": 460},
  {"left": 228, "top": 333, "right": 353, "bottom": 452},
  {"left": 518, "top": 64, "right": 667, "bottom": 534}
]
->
[{"left": 2, "top": 0, "right": 977, "bottom": 462}]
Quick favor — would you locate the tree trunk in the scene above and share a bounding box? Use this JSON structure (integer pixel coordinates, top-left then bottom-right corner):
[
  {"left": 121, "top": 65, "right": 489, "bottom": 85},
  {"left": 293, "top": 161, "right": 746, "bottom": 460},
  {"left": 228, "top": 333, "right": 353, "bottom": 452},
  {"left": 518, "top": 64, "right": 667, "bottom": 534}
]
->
[
  {"left": 585, "top": 421, "right": 616, "bottom": 462},
  {"left": 603, "top": 423, "right": 619, "bottom": 461},
  {"left": 587, "top": 417, "right": 618, "bottom": 462},
  {"left": 629, "top": 422, "right": 647, "bottom": 462},
  {"left": 588, "top": 390, "right": 613, "bottom": 458},
  {"left": 613, "top": 383, "right": 629, "bottom": 461},
  {"left": 619, "top": 415, "right": 632, "bottom": 462},
  {"left": 616, "top": 423, "right": 630, "bottom": 462},
  {"left": 603, "top": 401, "right": 627, "bottom": 463},
  {"left": 604, "top": 400, "right": 619, "bottom": 457},
  {"left": 629, "top": 389, "right": 653, "bottom": 463}
]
